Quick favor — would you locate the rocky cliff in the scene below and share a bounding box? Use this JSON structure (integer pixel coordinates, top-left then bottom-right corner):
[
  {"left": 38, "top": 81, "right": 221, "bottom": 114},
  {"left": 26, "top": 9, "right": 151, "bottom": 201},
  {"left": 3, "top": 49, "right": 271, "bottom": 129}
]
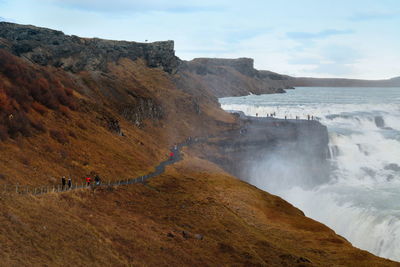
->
[
  {"left": 0, "top": 22, "right": 179, "bottom": 73},
  {"left": 179, "top": 57, "right": 292, "bottom": 97}
]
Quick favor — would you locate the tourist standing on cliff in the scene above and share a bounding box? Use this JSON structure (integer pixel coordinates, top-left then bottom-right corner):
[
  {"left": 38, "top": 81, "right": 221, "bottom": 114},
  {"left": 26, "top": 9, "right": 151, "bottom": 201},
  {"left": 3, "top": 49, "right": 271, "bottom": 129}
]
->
[{"left": 67, "top": 178, "right": 72, "bottom": 189}]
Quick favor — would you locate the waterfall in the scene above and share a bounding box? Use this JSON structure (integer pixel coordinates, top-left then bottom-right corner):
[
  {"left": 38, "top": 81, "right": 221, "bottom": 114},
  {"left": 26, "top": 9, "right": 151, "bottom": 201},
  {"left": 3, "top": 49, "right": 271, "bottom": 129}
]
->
[{"left": 220, "top": 87, "right": 400, "bottom": 261}]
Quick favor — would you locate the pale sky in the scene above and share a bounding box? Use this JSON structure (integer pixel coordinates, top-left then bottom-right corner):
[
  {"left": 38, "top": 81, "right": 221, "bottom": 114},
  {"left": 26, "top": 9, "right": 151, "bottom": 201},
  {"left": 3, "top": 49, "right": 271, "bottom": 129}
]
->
[{"left": 1, "top": 0, "right": 399, "bottom": 79}]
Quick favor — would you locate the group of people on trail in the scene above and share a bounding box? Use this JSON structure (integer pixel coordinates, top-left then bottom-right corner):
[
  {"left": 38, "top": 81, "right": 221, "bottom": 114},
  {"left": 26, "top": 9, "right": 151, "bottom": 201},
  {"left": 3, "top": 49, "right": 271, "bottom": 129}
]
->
[
  {"left": 266, "top": 112, "right": 276, "bottom": 117},
  {"left": 85, "top": 174, "right": 101, "bottom": 186},
  {"left": 255, "top": 112, "right": 277, "bottom": 118},
  {"left": 60, "top": 173, "right": 101, "bottom": 190},
  {"left": 254, "top": 113, "right": 316, "bottom": 121},
  {"left": 169, "top": 143, "right": 178, "bottom": 160},
  {"left": 61, "top": 176, "right": 72, "bottom": 190}
]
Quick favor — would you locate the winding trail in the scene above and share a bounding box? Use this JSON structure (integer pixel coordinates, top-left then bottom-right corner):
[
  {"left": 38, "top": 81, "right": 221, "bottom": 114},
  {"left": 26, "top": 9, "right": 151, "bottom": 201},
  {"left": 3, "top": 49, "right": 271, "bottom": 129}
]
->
[
  {"left": 15, "top": 136, "right": 210, "bottom": 195},
  {"left": 106, "top": 136, "right": 206, "bottom": 187}
]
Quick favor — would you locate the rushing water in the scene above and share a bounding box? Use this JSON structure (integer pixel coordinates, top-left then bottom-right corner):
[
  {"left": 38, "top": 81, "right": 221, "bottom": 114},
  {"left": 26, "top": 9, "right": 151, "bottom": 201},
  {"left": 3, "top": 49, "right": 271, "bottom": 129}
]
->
[{"left": 219, "top": 87, "right": 400, "bottom": 261}]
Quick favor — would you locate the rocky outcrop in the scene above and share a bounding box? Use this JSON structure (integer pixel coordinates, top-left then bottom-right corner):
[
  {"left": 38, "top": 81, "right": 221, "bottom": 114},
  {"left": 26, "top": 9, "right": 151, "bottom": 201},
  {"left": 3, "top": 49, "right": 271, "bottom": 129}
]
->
[
  {"left": 0, "top": 22, "right": 179, "bottom": 73},
  {"left": 186, "top": 58, "right": 258, "bottom": 77},
  {"left": 118, "top": 97, "right": 163, "bottom": 127},
  {"left": 179, "top": 58, "right": 292, "bottom": 97}
]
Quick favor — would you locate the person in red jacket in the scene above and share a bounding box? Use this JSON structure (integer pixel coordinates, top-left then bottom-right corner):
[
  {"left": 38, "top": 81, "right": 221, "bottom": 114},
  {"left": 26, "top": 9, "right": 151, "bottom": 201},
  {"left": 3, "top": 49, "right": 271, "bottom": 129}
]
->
[
  {"left": 169, "top": 151, "right": 174, "bottom": 160},
  {"left": 86, "top": 176, "right": 92, "bottom": 186}
]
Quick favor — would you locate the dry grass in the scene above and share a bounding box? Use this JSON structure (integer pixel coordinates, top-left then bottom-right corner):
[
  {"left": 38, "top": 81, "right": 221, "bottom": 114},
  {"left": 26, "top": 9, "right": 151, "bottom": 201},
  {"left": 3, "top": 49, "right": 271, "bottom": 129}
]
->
[{"left": 0, "top": 155, "right": 396, "bottom": 266}]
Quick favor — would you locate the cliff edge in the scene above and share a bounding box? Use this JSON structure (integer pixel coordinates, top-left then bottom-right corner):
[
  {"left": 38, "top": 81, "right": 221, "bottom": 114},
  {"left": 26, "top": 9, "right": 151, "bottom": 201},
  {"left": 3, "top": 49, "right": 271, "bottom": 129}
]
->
[
  {"left": 0, "top": 22, "right": 179, "bottom": 73},
  {"left": 178, "top": 57, "right": 292, "bottom": 97}
]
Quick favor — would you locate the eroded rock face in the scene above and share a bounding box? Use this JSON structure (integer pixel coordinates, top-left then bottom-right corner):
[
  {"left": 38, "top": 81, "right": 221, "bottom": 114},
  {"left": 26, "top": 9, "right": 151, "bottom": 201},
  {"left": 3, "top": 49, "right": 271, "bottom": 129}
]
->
[
  {"left": 0, "top": 22, "right": 179, "bottom": 73},
  {"left": 188, "top": 58, "right": 258, "bottom": 77},
  {"left": 119, "top": 97, "right": 163, "bottom": 127},
  {"left": 179, "top": 58, "right": 293, "bottom": 97}
]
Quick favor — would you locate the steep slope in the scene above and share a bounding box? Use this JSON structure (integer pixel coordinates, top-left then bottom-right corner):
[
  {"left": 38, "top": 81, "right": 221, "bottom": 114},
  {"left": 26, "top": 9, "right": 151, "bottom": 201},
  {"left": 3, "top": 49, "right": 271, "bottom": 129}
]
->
[
  {"left": 0, "top": 155, "right": 397, "bottom": 266},
  {"left": 0, "top": 22, "right": 398, "bottom": 266}
]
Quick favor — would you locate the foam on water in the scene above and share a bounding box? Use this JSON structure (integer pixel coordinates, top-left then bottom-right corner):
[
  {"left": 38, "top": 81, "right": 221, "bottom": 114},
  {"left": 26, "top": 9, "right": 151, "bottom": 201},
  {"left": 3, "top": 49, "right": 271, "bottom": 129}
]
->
[{"left": 220, "top": 87, "right": 400, "bottom": 261}]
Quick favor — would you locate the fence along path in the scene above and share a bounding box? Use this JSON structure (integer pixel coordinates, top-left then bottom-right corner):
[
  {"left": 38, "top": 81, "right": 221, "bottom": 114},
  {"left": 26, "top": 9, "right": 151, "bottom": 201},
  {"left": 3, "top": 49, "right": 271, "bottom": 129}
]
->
[{"left": 3, "top": 136, "right": 209, "bottom": 196}]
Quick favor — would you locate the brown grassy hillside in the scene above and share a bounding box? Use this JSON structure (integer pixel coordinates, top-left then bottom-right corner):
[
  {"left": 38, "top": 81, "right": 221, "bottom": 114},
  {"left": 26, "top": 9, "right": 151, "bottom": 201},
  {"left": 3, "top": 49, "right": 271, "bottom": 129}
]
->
[
  {"left": 0, "top": 154, "right": 397, "bottom": 266},
  {"left": 0, "top": 50, "right": 234, "bottom": 186}
]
